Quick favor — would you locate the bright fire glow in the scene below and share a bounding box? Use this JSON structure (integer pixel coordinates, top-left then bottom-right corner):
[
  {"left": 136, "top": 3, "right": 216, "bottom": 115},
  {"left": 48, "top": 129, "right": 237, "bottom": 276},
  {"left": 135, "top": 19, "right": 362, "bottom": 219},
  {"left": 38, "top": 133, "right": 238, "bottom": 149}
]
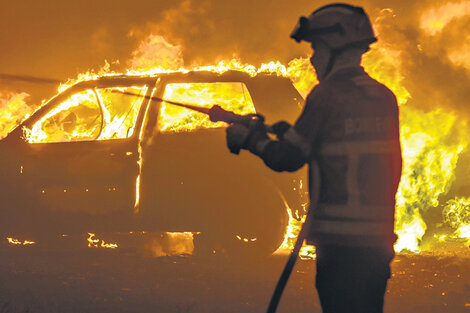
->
[
  {"left": 159, "top": 82, "right": 256, "bottom": 132},
  {"left": 394, "top": 108, "right": 467, "bottom": 251},
  {"left": 26, "top": 87, "right": 148, "bottom": 143},
  {"left": 443, "top": 197, "right": 470, "bottom": 241},
  {"left": 0, "top": 91, "right": 32, "bottom": 140}
]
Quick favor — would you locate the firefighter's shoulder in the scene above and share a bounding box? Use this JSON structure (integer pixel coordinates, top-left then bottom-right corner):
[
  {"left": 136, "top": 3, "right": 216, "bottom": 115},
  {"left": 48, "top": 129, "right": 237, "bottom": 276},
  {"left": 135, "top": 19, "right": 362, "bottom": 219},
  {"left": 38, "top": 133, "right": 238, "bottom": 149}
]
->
[{"left": 352, "top": 74, "right": 398, "bottom": 105}]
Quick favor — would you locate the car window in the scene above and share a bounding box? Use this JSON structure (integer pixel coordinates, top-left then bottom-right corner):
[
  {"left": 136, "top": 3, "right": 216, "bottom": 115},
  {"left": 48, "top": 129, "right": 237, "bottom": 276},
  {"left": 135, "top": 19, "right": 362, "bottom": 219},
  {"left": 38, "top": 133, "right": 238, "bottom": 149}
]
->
[
  {"left": 159, "top": 82, "right": 256, "bottom": 132},
  {"left": 28, "top": 89, "right": 103, "bottom": 143},
  {"left": 27, "top": 86, "right": 148, "bottom": 143},
  {"left": 95, "top": 86, "right": 148, "bottom": 140}
]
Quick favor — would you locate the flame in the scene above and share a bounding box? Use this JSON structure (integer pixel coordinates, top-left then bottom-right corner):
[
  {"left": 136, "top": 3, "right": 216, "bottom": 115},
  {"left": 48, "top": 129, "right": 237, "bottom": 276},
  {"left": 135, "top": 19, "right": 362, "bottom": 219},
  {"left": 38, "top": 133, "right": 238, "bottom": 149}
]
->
[
  {"left": 443, "top": 197, "right": 470, "bottom": 241},
  {"left": 159, "top": 82, "right": 256, "bottom": 132},
  {"left": 26, "top": 86, "right": 148, "bottom": 143},
  {"left": 87, "top": 233, "right": 118, "bottom": 249},
  {"left": 0, "top": 91, "right": 32, "bottom": 139},
  {"left": 6, "top": 237, "right": 36, "bottom": 245},
  {"left": 395, "top": 108, "right": 467, "bottom": 251}
]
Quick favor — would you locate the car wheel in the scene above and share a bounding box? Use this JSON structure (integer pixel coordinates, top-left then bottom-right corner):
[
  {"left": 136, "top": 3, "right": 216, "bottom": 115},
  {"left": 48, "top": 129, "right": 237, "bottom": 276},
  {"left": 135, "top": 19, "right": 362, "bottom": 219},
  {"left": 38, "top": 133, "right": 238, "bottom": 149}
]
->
[{"left": 194, "top": 202, "right": 288, "bottom": 258}]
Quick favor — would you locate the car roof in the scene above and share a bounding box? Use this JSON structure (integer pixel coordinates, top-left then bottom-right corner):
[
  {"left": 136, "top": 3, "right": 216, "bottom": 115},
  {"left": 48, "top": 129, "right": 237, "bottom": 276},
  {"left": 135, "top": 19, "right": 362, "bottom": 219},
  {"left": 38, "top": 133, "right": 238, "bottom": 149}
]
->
[
  {"left": 73, "top": 70, "right": 294, "bottom": 87},
  {"left": 19, "top": 70, "right": 303, "bottom": 130}
]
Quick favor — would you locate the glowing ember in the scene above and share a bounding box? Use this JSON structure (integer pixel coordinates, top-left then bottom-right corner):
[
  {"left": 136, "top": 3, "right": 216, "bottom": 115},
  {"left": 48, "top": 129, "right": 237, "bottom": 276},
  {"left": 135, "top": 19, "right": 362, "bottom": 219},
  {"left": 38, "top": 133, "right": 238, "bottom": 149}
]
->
[{"left": 87, "top": 233, "right": 118, "bottom": 249}]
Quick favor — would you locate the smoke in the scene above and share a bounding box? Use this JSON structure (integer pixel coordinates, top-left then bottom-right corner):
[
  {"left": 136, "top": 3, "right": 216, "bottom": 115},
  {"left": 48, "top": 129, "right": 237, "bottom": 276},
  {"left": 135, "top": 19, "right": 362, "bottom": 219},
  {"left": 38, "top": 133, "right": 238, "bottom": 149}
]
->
[
  {"left": 114, "top": 0, "right": 470, "bottom": 120},
  {"left": 129, "top": 35, "right": 184, "bottom": 70}
]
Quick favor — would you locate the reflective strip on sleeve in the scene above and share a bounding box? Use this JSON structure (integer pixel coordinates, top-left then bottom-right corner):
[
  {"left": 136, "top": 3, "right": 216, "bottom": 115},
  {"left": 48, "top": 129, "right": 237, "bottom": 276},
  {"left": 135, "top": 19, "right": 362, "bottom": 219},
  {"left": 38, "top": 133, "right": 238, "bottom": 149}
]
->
[
  {"left": 318, "top": 140, "right": 400, "bottom": 212},
  {"left": 311, "top": 219, "right": 394, "bottom": 236},
  {"left": 283, "top": 127, "right": 312, "bottom": 158},
  {"left": 315, "top": 204, "right": 395, "bottom": 221},
  {"left": 320, "top": 140, "right": 400, "bottom": 156}
]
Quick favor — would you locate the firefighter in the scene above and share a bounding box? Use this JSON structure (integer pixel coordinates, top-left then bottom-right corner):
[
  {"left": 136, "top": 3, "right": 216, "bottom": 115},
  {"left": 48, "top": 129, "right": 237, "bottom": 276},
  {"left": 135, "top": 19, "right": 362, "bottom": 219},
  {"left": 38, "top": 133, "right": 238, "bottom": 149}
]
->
[{"left": 226, "top": 3, "right": 402, "bottom": 313}]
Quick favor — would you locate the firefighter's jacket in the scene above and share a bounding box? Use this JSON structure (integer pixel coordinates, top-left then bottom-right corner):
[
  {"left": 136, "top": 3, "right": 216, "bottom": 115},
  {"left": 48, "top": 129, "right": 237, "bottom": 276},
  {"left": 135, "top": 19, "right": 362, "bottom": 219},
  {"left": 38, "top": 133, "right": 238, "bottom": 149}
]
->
[{"left": 258, "top": 66, "right": 402, "bottom": 247}]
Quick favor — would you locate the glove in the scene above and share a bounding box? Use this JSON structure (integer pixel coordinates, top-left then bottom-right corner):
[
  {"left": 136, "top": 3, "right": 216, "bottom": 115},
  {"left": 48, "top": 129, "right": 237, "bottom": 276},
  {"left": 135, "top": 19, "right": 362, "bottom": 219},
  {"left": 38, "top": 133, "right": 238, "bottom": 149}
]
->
[
  {"left": 226, "top": 124, "right": 251, "bottom": 155},
  {"left": 245, "top": 119, "right": 270, "bottom": 155},
  {"left": 270, "top": 121, "right": 291, "bottom": 139}
]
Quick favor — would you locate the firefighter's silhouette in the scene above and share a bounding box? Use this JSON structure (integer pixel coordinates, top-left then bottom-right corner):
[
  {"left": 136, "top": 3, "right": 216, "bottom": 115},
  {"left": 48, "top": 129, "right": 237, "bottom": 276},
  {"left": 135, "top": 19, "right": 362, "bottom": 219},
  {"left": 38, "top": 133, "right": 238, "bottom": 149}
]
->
[{"left": 226, "top": 3, "right": 402, "bottom": 313}]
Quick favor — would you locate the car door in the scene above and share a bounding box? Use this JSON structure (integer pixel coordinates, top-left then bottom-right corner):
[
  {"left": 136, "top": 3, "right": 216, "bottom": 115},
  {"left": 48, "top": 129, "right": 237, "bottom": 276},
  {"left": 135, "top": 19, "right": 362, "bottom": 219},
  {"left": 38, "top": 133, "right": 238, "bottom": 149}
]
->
[
  {"left": 16, "top": 82, "right": 153, "bottom": 234},
  {"left": 138, "top": 80, "right": 269, "bottom": 231}
]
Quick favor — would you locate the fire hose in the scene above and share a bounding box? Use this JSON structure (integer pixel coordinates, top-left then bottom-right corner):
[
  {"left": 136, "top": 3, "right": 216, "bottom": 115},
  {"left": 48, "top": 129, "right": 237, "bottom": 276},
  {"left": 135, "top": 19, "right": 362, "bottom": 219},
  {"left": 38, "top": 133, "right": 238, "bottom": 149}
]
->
[{"left": 1, "top": 72, "right": 309, "bottom": 312}]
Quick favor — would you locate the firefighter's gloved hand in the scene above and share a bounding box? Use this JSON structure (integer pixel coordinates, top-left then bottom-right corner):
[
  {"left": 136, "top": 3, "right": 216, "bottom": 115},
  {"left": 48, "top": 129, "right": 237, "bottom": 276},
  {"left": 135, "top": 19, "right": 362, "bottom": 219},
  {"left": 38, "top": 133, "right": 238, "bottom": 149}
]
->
[
  {"left": 226, "top": 124, "right": 251, "bottom": 155},
  {"left": 245, "top": 119, "right": 270, "bottom": 156},
  {"left": 270, "top": 121, "right": 292, "bottom": 139}
]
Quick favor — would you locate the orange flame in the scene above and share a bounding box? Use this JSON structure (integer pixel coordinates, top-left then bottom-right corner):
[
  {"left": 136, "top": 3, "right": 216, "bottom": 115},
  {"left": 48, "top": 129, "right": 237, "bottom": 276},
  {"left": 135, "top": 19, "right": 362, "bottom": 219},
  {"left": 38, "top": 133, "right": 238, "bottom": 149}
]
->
[
  {"left": 87, "top": 233, "right": 118, "bottom": 249},
  {"left": 6, "top": 237, "right": 36, "bottom": 245},
  {"left": 0, "top": 91, "right": 32, "bottom": 140}
]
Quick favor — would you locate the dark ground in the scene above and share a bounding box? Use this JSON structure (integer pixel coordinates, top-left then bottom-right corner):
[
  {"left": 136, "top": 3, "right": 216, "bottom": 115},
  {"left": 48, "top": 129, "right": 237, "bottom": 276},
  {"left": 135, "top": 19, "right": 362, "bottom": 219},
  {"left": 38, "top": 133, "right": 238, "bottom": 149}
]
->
[{"left": 0, "top": 242, "right": 469, "bottom": 313}]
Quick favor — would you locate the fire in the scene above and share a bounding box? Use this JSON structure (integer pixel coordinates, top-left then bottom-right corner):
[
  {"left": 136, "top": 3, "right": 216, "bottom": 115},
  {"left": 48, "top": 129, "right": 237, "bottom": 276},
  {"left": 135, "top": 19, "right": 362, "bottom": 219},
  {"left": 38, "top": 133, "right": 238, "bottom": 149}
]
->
[
  {"left": 443, "top": 197, "right": 470, "bottom": 241},
  {"left": 159, "top": 82, "right": 256, "bottom": 132},
  {"left": 87, "top": 233, "right": 118, "bottom": 249},
  {"left": 26, "top": 86, "right": 148, "bottom": 143},
  {"left": 6, "top": 237, "right": 36, "bottom": 245},
  {"left": 394, "top": 108, "right": 467, "bottom": 251},
  {"left": 0, "top": 91, "right": 32, "bottom": 140},
  {"left": 3, "top": 14, "right": 470, "bottom": 255}
]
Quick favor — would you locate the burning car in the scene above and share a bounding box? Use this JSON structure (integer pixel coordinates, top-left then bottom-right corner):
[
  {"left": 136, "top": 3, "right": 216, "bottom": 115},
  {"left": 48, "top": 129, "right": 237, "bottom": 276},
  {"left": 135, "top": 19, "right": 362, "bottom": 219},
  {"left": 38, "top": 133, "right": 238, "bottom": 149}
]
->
[{"left": 0, "top": 70, "right": 306, "bottom": 255}]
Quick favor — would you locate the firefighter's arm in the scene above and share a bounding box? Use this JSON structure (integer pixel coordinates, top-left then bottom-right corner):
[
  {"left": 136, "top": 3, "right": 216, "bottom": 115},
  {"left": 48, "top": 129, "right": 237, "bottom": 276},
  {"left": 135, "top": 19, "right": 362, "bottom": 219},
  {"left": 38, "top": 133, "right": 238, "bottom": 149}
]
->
[
  {"left": 226, "top": 86, "right": 324, "bottom": 171},
  {"left": 226, "top": 120, "right": 310, "bottom": 172}
]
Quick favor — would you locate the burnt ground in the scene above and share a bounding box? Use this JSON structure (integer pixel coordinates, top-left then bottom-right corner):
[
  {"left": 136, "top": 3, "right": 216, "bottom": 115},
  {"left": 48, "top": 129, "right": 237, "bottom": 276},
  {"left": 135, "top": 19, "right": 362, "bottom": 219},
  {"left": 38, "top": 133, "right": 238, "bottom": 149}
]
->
[{"left": 0, "top": 243, "right": 469, "bottom": 313}]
